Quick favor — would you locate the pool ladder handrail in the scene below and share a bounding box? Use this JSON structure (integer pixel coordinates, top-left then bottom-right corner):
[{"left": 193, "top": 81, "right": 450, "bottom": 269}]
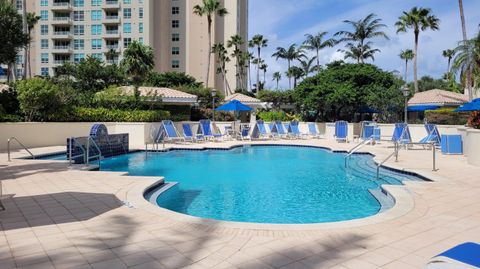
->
[
  {"left": 68, "top": 137, "right": 86, "bottom": 166},
  {"left": 344, "top": 137, "right": 374, "bottom": 167},
  {"left": 376, "top": 141, "right": 400, "bottom": 180},
  {"left": 86, "top": 136, "right": 102, "bottom": 167},
  {"left": 68, "top": 137, "right": 102, "bottom": 167},
  {"left": 7, "top": 137, "right": 34, "bottom": 162}
]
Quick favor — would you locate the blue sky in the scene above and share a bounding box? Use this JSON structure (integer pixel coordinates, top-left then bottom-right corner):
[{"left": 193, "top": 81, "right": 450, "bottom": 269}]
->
[{"left": 249, "top": 0, "right": 480, "bottom": 89}]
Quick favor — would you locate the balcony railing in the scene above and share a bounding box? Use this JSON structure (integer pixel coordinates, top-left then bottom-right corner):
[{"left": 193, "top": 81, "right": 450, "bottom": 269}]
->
[
  {"left": 106, "top": 0, "right": 119, "bottom": 4},
  {"left": 106, "top": 30, "right": 119, "bottom": 34},
  {"left": 54, "top": 60, "right": 71, "bottom": 64},
  {"left": 106, "top": 59, "right": 119, "bottom": 64},
  {"left": 106, "top": 45, "right": 119, "bottom": 49},
  {"left": 53, "top": 45, "right": 72, "bottom": 50},
  {"left": 53, "top": 2, "right": 71, "bottom": 7},
  {"left": 53, "top": 31, "right": 71, "bottom": 35},
  {"left": 53, "top": 17, "right": 71, "bottom": 21}
]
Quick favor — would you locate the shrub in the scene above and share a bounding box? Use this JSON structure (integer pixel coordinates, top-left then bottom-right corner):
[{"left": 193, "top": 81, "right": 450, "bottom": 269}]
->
[
  {"left": 257, "top": 111, "right": 300, "bottom": 122},
  {"left": 52, "top": 107, "right": 170, "bottom": 122},
  {"left": 93, "top": 86, "right": 139, "bottom": 110},
  {"left": 0, "top": 113, "right": 23, "bottom": 122},
  {"left": 146, "top": 71, "right": 202, "bottom": 88},
  {"left": 468, "top": 111, "right": 480, "bottom": 129},
  {"left": 0, "top": 86, "right": 20, "bottom": 115},
  {"left": 425, "top": 107, "right": 469, "bottom": 125},
  {"left": 15, "top": 78, "right": 73, "bottom": 121}
]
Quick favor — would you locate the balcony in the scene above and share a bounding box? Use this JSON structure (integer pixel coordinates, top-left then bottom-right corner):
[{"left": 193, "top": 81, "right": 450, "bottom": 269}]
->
[
  {"left": 103, "top": 0, "right": 120, "bottom": 10},
  {"left": 103, "top": 15, "right": 120, "bottom": 24},
  {"left": 52, "top": 31, "right": 72, "bottom": 39},
  {"left": 51, "top": 17, "right": 72, "bottom": 25},
  {"left": 52, "top": 45, "right": 72, "bottom": 53},
  {"left": 106, "top": 59, "right": 119, "bottom": 64},
  {"left": 103, "top": 30, "right": 121, "bottom": 39},
  {"left": 51, "top": 2, "right": 72, "bottom": 11},
  {"left": 53, "top": 59, "right": 71, "bottom": 65},
  {"left": 106, "top": 44, "right": 119, "bottom": 50}
]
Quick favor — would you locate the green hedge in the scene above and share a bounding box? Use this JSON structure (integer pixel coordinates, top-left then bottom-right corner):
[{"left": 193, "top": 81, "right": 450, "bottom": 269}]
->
[
  {"left": 0, "top": 114, "right": 23, "bottom": 122},
  {"left": 52, "top": 107, "right": 170, "bottom": 122},
  {"left": 257, "top": 111, "right": 300, "bottom": 122},
  {"left": 425, "top": 107, "right": 469, "bottom": 125}
]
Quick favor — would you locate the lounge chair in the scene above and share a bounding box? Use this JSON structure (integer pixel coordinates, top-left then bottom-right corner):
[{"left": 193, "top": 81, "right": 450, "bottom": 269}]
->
[
  {"left": 426, "top": 242, "right": 480, "bottom": 269},
  {"left": 335, "top": 121, "right": 349, "bottom": 142},
  {"left": 288, "top": 121, "right": 308, "bottom": 139},
  {"left": 360, "top": 121, "right": 376, "bottom": 141},
  {"left": 391, "top": 123, "right": 411, "bottom": 145},
  {"left": 271, "top": 120, "right": 289, "bottom": 139},
  {"left": 198, "top": 120, "right": 223, "bottom": 141},
  {"left": 182, "top": 123, "right": 204, "bottom": 142},
  {"left": 156, "top": 120, "right": 185, "bottom": 143},
  {"left": 419, "top": 124, "right": 441, "bottom": 146},
  {"left": 237, "top": 124, "right": 251, "bottom": 141},
  {"left": 308, "top": 123, "right": 322, "bottom": 139},
  {"left": 251, "top": 120, "right": 272, "bottom": 140}
]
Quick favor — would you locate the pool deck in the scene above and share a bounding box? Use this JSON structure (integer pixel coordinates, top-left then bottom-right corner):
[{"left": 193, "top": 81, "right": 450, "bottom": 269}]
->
[{"left": 1, "top": 140, "right": 480, "bottom": 269}]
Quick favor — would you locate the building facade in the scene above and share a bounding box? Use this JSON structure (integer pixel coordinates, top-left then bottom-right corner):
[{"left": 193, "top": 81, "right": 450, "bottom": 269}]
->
[{"left": 22, "top": 0, "right": 248, "bottom": 95}]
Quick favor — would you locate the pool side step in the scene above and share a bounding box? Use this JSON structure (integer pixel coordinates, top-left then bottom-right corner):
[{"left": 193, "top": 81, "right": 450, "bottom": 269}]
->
[{"left": 369, "top": 188, "right": 395, "bottom": 213}]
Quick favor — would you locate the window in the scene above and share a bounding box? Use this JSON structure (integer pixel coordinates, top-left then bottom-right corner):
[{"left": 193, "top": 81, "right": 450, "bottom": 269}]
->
[
  {"left": 123, "top": 0, "right": 131, "bottom": 4},
  {"left": 91, "top": 53, "right": 102, "bottom": 60},
  {"left": 91, "top": 10, "right": 102, "bottom": 21},
  {"left": 172, "top": 47, "right": 179, "bottom": 55},
  {"left": 41, "top": 67, "right": 49, "bottom": 76},
  {"left": 139, "top": 8, "right": 143, "bottom": 19},
  {"left": 73, "top": 0, "right": 84, "bottom": 7},
  {"left": 91, "top": 0, "right": 101, "bottom": 6},
  {"left": 139, "top": 37, "right": 144, "bottom": 44},
  {"left": 74, "top": 53, "right": 85, "bottom": 63},
  {"left": 15, "top": 55, "right": 23, "bottom": 63},
  {"left": 172, "top": 7, "right": 179, "bottom": 15},
  {"left": 172, "top": 33, "right": 179, "bottom": 42},
  {"left": 41, "top": 39, "right": 49, "bottom": 49},
  {"left": 74, "top": 39, "right": 84, "bottom": 50},
  {"left": 123, "top": 23, "right": 131, "bottom": 33},
  {"left": 172, "top": 20, "right": 179, "bottom": 28},
  {"left": 16, "top": 0, "right": 22, "bottom": 10},
  {"left": 123, "top": 8, "right": 131, "bottom": 19},
  {"left": 40, "top": 0, "right": 48, "bottom": 7},
  {"left": 138, "top": 23, "right": 143, "bottom": 33},
  {"left": 91, "top": 39, "right": 102, "bottom": 50},
  {"left": 123, "top": 38, "right": 132, "bottom": 48},
  {"left": 40, "top": 10, "right": 48, "bottom": 20},
  {"left": 73, "top": 25, "right": 84, "bottom": 35},
  {"left": 171, "top": 60, "right": 179, "bottom": 68},
  {"left": 41, "top": 53, "right": 49, "bottom": 64},
  {"left": 41, "top": 25, "right": 48, "bottom": 35},
  {"left": 73, "top": 11, "right": 84, "bottom": 21},
  {"left": 139, "top": 0, "right": 143, "bottom": 3},
  {"left": 91, "top": 24, "right": 102, "bottom": 35}
]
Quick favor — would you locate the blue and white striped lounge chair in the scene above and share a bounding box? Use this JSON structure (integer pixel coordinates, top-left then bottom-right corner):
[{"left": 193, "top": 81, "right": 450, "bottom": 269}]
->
[
  {"left": 392, "top": 123, "right": 411, "bottom": 145},
  {"left": 238, "top": 125, "right": 251, "bottom": 141},
  {"left": 426, "top": 242, "right": 480, "bottom": 269},
  {"left": 308, "top": 123, "right": 321, "bottom": 139},
  {"left": 335, "top": 121, "right": 348, "bottom": 142},
  {"left": 251, "top": 120, "right": 272, "bottom": 140},
  {"left": 156, "top": 120, "right": 185, "bottom": 143},
  {"left": 360, "top": 121, "right": 376, "bottom": 141},
  {"left": 198, "top": 120, "right": 223, "bottom": 141},
  {"left": 271, "top": 120, "right": 289, "bottom": 139},
  {"left": 182, "top": 123, "right": 204, "bottom": 142},
  {"left": 288, "top": 121, "right": 307, "bottom": 139},
  {"left": 419, "top": 124, "right": 441, "bottom": 146}
]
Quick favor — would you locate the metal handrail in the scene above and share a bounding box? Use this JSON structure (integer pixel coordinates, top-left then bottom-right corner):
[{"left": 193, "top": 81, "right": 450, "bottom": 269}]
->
[
  {"left": 344, "top": 137, "right": 374, "bottom": 167},
  {"left": 7, "top": 137, "right": 34, "bottom": 162},
  {"left": 86, "top": 137, "right": 102, "bottom": 166},
  {"left": 68, "top": 137, "right": 86, "bottom": 166},
  {"left": 376, "top": 142, "right": 399, "bottom": 179}
]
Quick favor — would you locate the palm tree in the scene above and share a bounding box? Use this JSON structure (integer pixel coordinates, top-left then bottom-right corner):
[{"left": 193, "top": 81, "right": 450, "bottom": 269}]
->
[
  {"left": 342, "top": 42, "right": 379, "bottom": 63},
  {"left": 458, "top": 0, "right": 472, "bottom": 100},
  {"left": 335, "top": 13, "right": 389, "bottom": 64},
  {"left": 452, "top": 31, "right": 480, "bottom": 92},
  {"left": 249, "top": 34, "right": 268, "bottom": 93},
  {"left": 212, "top": 43, "right": 231, "bottom": 94},
  {"left": 396, "top": 7, "right": 440, "bottom": 92},
  {"left": 260, "top": 63, "right": 268, "bottom": 85},
  {"left": 105, "top": 48, "right": 120, "bottom": 64},
  {"left": 299, "top": 57, "right": 317, "bottom": 78},
  {"left": 303, "top": 32, "right": 335, "bottom": 71},
  {"left": 286, "top": 66, "right": 304, "bottom": 88},
  {"left": 272, "top": 72, "right": 281, "bottom": 90},
  {"left": 227, "top": 34, "right": 244, "bottom": 91},
  {"left": 25, "top": 12, "right": 40, "bottom": 78},
  {"left": 120, "top": 41, "right": 154, "bottom": 89},
  {"left": 442, "top": 49, "right": 456, "bottom": 75},
  {"left": 272, "top": 44, "right": 306, "bottom": 89},
  {"left": 193, "top": 0, "right": 228, "bottom": 88},
  {"left": 399, "top": 49, "right": 414, "bottom": 82}
]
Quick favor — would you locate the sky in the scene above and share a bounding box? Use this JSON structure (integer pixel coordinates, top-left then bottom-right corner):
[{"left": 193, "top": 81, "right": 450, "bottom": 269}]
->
[{"left": 248, "top": 0, "right": 480, "bottom": 89}]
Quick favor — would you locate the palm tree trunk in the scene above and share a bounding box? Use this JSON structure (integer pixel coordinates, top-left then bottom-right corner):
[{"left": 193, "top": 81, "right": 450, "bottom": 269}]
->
[
  {"left": 22, "top": 0, "right": 27, "bottom": 79},
  {"left": 404, "top": 60, "right": 408, "bottom": 82},
  {"left": 256, "top": 47, "right": 260, "bottom": 93},
  {"left": 413, "top": 31, "right": 419, "bottom": 93},
  {"left": 447, "top": 58, "right": 451, "bottom": 75},
  {"left": 248, "top": 60, "right": 252, "bottom": 91},
  {"left": 316, "top": 48, "right": 320, "bottom": 71},
  {"left": 206, "top": 17, "right": 212, "bottom": 88},
  {"left": 458, "top": 0, "right": 472, "bottom": 100},
  {"left": 276, "top": 80, "right": 279, "bottom": 90},
  {"left": 287, "top": 60, "right": 291, "bottom": 89}
]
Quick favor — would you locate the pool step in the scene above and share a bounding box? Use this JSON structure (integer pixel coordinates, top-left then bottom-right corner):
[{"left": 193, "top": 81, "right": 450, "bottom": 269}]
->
[{"left": 369, "top": 188, "right": 394, "bottom": 213}]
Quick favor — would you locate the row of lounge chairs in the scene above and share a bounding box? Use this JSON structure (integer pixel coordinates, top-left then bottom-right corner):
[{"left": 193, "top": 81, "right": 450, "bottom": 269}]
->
[{"left": 152, "top": 120, "right": 323, "bottom": 144}]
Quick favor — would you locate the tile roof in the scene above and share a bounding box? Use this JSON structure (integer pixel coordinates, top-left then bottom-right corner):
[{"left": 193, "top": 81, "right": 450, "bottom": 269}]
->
[
  {"left": 120, "top": 86, "right": 197, "bottom": 103},
  {"left": 224, "top": 93, "right": 262, "bottom": 103},
  {"left": 408, "top": 89, "right": 469, "bottom": 106}
]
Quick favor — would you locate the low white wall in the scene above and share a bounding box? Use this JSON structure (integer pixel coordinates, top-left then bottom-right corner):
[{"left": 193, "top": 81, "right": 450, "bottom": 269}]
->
[{"left": 466, "top": 129, "right": 480, "bottom": 166}]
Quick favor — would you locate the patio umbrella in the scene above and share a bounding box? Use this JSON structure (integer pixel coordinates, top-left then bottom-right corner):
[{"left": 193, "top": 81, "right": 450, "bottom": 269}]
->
[
  {"left": 454, "top": 98, "right": 480, "bottom": 112},
  {"left": 215, "top": 100, "right": 252, "bottom": 135},
  {"left": 408, "top": 105, "right": 441, "bottom": 112}
]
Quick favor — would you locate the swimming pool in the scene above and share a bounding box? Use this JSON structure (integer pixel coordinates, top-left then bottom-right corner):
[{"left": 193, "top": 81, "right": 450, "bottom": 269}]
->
[{"left": 100, "top": 145, "right": 423, "bottom": 224}]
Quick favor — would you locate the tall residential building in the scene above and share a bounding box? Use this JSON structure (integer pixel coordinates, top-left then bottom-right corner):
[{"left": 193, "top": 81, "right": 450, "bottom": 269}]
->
[{"left": 24, "top": 0, "right": 248, "bottom": 95}]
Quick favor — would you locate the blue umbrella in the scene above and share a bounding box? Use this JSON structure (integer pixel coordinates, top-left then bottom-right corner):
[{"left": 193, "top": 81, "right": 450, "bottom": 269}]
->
[
  {"left": 408, "top": 105, "right": 441, "bottom": 112},
  {"left": 215, "top": 100, "right": 252, "bottom": 112},
  {"left": 455, "top": 98, "right": 480, "bottom": 112}
]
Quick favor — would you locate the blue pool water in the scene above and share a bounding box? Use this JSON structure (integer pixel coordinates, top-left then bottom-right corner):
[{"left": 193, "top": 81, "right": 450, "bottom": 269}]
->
[{"left": 100, "top": 146, "right": 423, "bottom": 224}]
